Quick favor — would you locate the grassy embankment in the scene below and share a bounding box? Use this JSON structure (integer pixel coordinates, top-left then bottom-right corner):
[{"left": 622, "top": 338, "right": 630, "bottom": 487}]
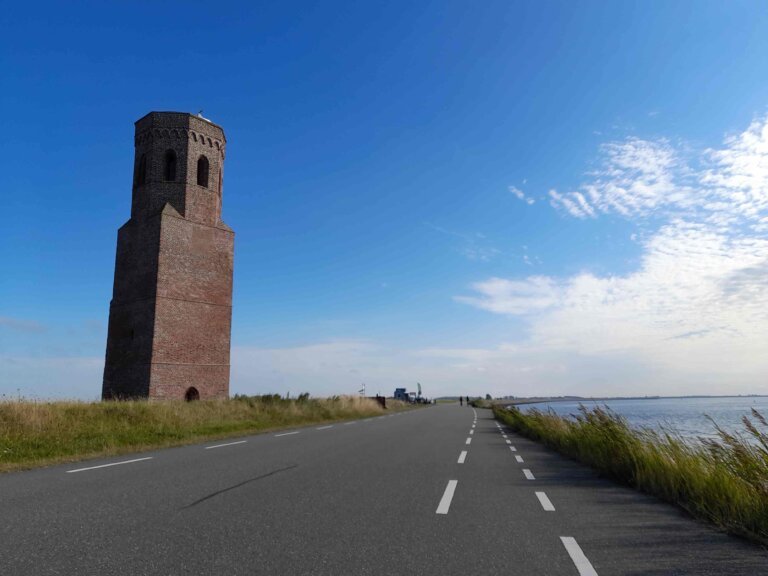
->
[
  {"left": 494, "top": 403, "right": 768, "bottom": 545},
  {"left": 0, "top": 395, "right": 404, "bottom": 473}
]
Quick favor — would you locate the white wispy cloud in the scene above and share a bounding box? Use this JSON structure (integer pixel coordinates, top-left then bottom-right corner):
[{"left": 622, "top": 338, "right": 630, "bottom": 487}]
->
[
  {"left": 460, "top": 246, "right": 501, "bottom": 262},
  {"left": 550, "top": 137, "right": 689, "bottom": 218},
  {"left": 458, "top": 115, "right": 768, "bottom": 392},
  {"left": 701, "top": 117, "right": 768, "bottom": 230},
  {"left": 454, "top": 277, "right": 561, "bottom": 315},
  {"left": 426, "top": 222, "right": 501, "bottom": 262},
  {"left": 509, "top": 185, "right": 535, "bottom": 205}
]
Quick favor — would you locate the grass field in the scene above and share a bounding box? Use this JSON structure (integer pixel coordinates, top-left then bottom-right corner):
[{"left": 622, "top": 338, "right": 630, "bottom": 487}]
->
[
  {"left": 494, "top": 403, "right": 768, "bottom": 545},
  {"left": 0, "top": 395, "right": 406, "bottom": 473}
]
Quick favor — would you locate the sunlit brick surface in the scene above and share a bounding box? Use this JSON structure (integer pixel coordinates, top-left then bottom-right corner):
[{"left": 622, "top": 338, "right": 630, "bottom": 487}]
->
[{"left": 103, "top": 112, "right": 233, "bottom": 400}]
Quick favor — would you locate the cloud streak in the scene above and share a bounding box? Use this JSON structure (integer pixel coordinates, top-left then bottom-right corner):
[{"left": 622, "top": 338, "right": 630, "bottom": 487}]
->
[
  {"left": 509, "top": 185, "right": 535, "bottom": 205},
  {"left": 0, "top": 316, "right": 47, "bottom": 333}
]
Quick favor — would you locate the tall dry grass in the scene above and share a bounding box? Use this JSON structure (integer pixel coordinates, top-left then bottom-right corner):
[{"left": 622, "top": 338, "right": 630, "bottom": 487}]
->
[
  {"left": 0, "top": 395, "right": 394, "bottom": 473},
  {"left": 494, "top": 404, "right": 768, "bottom": 544}
]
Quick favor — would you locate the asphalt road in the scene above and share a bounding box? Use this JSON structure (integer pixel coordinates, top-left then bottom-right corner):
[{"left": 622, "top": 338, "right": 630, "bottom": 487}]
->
[{"left": 1, "top": 405, "right": 766, "bottom": 575}]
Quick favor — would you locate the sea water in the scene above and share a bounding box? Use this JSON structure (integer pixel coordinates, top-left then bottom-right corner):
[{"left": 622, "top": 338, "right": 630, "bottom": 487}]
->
[{"left": 519, "top": 396, "right": 768, "bottom": 440}]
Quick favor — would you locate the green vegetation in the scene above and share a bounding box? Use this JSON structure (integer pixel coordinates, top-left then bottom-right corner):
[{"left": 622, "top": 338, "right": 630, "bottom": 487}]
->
[
  {"left": 0, "top": 395, "right": 405, "bottom": 473},
  {"left": 494, "top": 404, "right": 768, "bottom": 544},
  {"left": 469, "top": 398, "right": 493, "bottom": 409}
]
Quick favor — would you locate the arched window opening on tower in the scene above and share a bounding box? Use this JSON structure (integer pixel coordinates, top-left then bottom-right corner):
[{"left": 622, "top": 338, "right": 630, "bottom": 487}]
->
[
  {"left": 164, "top": 150, "right": 177, "bottom": 181},
  {"left": 197, "top": 155, "right": 209, "bottom": 188},
  {"left": 185, "top": 387, "right": 200, "bottom": 401},
  {"left": 136, "top": 154, "right": 147, "bottom": 186}
]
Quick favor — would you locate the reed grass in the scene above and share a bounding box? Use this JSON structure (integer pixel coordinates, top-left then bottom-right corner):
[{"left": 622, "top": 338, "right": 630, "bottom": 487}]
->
[
  {"left": 493, "top": 403, "right": 768, "bottom": 544},
  {"left": 0, "top": 395, "right": 399, "bottom": 473}
]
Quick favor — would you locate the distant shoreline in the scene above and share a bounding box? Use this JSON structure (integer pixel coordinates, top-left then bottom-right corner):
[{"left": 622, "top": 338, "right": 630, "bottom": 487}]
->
[{"left": 489, "top": 394, "right": 768, "bottom": 406}]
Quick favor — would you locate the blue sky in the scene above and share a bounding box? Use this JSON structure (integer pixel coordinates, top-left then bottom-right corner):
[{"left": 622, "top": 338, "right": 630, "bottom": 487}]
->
[{"left": 2, "top": 1, "right": 768, "bottom": 399}]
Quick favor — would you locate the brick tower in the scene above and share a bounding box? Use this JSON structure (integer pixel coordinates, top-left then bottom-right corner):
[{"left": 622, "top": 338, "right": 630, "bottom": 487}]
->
[{"left": 103, "top": 112, "right": 234, "bottom": 400}]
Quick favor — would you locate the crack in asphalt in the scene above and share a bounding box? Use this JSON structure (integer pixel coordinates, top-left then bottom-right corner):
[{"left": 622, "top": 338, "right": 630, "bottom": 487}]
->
[{"left": 181, "top": 464, "right": 298, "bottom": 509}]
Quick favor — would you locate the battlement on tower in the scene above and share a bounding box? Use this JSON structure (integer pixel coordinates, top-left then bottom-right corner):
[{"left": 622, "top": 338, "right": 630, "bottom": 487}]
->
[{"left": 129, "top": 112, "right": 228, "bottom": 227}]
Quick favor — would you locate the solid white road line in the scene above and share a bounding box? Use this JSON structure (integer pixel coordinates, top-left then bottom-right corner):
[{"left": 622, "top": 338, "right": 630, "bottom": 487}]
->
[
  {"left": 205, "top": 440, "right": 247, "bottom": 450},
  {"left": 523, "top": 469, "right": 535, "bottom": 480},
  {"left": 515, "top": 455, "right": 524, "bottom": 463},
  {"left": 275, "top": 431, "right": 300, "bottom": 437},
  {"left": 560, "top": 537, "right": 598, "bottom": 576},
  {"left": 509, "top": 446, "right": 517, "bottom": 452},
  {"left": 536, "top": 491, "right": 555, "bottom": 511},
  {"left": 436, "top": 480, "right": 458, "bottom": 514},
  {"left": 316, "top": 425, "right": 334, "bottom": 430},
  {"left": 66, "top": 457, "right": 153, "bottom": 474},
  {"left": 458, "top": 450, "right": 468, "bottom": 464},
  {"left": 465, "top": 437, "right": 472, "bottom": 445}
]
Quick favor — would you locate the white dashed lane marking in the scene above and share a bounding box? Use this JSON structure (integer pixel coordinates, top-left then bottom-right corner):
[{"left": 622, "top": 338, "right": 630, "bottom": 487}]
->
[
  {"left": 536, "top": 491, "right": 555, "bottom": 511},
  {"left": 458, "top": 450, "right": 467, "bottom": 464},
  {"left": 316, "top": 425, "right": 334, "bottom": 430},
  {"left": 274, "top": 431, "right": 300, "bottom": 437},
  {"left": 205, "top": 440, "right": 246, "bottom": 450},
  {"left": 465, "top": 438, "right": 472, "bottom": 445},
  {"left": 436, "top": 480, "right": 458, "bottom": 514},
  {"left": 560, "top": 537, "right": 599, "bottom": 576},
  {"left": 66, "top": 457, "right": 153, "bottom": 474},
  {"left": 515, "top": 455, "right": 524, "bottom": 463},
  {"left": 523, "top": 469, "right": 535, "bottom": 480},
  {"left": 509, "top": 446, "right": 517, "bottom": 452}
]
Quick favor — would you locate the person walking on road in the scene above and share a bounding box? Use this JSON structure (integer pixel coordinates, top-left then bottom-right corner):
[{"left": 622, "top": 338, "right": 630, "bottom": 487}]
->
[{"left": 459, "top": 396, "right": 463, "bottom": 406}]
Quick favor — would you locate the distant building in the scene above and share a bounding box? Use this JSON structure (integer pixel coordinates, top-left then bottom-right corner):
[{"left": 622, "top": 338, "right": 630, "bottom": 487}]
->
[
  {"left": 102, "top": 112, "right": 234, "bottom": 400},
  {"left": 394, "top": 388, "right": 408, "bottom": 401}
]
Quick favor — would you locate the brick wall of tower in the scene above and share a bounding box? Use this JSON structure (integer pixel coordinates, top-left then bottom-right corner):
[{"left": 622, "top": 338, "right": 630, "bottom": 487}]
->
[
  {"left": 103, "top": 217, "right": 161, "bottom": 398},
  {"left": 148, "top": 210, "right": 234, "bottom": 399},
  {"left": 103, "top": 112, "right": 233, "bottom": 401},
  {"left": 184, "top": 115, "right": 225, "bottom": 227}
]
